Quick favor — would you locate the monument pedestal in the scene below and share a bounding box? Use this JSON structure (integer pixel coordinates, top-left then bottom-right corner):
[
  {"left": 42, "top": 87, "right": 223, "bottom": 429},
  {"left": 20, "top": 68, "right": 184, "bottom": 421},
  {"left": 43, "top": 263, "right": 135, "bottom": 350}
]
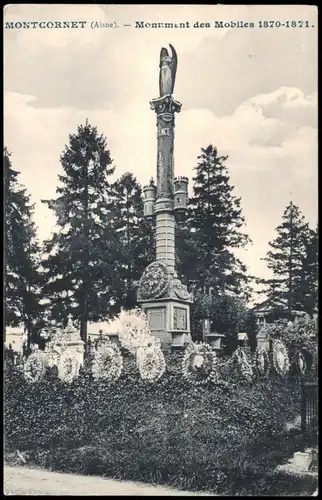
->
[
  {"left": 138, "top": 262, "right": 193, "bottom": 352},
  {"left": 139, "top": 297, "right": 192, "bottom": 351}
]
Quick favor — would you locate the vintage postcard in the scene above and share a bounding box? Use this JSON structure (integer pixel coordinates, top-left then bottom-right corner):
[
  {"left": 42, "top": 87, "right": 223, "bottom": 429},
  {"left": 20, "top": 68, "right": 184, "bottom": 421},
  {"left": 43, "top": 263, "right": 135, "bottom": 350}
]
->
[{"left": 4, "top": 4, "right": 318, "bottom": 496}]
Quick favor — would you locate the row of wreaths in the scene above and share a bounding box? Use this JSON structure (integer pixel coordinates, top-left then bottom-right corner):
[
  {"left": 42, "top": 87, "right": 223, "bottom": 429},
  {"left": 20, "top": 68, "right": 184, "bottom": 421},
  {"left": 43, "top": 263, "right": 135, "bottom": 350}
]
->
[{"left": 17, "top": 337, "right": 311, "bottom": 386}]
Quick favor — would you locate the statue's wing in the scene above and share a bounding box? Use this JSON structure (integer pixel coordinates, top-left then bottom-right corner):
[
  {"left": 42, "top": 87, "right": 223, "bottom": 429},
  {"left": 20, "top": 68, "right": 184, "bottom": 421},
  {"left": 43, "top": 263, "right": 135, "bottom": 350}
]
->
[
  {"left": 159, "top": 65, "right": 162, "bottom": 96},
  {"left": 159, "top": 47, "right": 166, "bottom": 96},
  {"left": 159, "top": 60, "right": 162, "bottom": 96},
  {"left": 169, "top": 44, "right": 177, "bottom": 93}
]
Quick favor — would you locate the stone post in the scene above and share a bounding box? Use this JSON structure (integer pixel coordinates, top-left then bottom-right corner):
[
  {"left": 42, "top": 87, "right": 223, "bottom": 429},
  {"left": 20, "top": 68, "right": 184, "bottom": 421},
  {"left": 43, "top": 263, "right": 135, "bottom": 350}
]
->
[
  {"left": 206, "top": 333, "right": 226, "bottom": 353},
  {"left": 64, "top": 314, "right": 85, "bottom": 366},
  {"left": 256, "top": 325, "right": 270, "bottom": 351},
  {"left": 238, "top": 332, "right": 251, "bottom": 358}
]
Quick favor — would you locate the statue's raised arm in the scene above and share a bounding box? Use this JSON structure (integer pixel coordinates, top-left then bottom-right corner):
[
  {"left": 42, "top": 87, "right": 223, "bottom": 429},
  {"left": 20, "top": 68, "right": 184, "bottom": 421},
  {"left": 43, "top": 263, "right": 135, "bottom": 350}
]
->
[{"left": 159, "top": 44, "right": 178, "bottom": 97}]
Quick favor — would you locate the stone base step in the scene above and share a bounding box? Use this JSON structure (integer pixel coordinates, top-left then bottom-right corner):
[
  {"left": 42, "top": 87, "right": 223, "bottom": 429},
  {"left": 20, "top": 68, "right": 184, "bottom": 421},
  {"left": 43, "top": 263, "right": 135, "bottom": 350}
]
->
[{"left": 276, "top": 447, "right": 318, "bottom": 477}]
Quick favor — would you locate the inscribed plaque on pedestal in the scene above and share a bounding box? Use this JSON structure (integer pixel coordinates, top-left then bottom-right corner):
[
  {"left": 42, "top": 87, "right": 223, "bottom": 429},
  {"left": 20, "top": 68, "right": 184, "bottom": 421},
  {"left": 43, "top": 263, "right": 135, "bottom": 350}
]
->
[{"left": 173, "top": 307, "right": 187, "bottom": 330}]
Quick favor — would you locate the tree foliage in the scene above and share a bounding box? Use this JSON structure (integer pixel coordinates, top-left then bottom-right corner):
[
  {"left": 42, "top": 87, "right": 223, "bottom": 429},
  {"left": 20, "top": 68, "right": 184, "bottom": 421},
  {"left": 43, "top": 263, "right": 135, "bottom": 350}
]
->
[
  {"left": 107, "top": 172, "right": 155, "bottom": 311},
  {"left": 295, "top": 226, "right": 318, "bottom": 315},
  {"left": 40, "top": 121, "right": 117, "bottom": 339},
  {"left": 6, "top": 124, "right": 317, "bottom": 357},
  {"left": 191, "top": 292, "right": 248, "bottom": 353},
  {"left": 4, "top": 148, "right": 44, "bottom": 343},
  {"left": 262, "top": 316, "right": 317, "bottom": 360},
  {"left": 176, "top": 145, "right": 252, "bottom": 348},
  {"left": 178, "top": 145, "right": 252, "bottom": 299},
  {"left": 261, "top": 202, "right": 317, "bottom": 316}
]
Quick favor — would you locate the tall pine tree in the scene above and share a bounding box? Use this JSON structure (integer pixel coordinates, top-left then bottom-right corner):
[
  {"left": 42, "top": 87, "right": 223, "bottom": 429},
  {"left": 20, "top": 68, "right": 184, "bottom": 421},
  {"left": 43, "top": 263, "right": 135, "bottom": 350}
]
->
[
  {"left": 180, "top": 145, "right": 251, "bottom": 298},
  {"left": 261, "top": 202, "right": 314, "bottom": 317},
  {"left": 294, "top": 225, "right": 318, "bottom": 315},
  {"left": 4, "top": 148, "right": 44, "bottom": 346},
  {"left": 41, "top": 121, "right": 117, "bottom": 341},
  {"left": 108, "top": 172, "right": 155, "bottom": 311}
]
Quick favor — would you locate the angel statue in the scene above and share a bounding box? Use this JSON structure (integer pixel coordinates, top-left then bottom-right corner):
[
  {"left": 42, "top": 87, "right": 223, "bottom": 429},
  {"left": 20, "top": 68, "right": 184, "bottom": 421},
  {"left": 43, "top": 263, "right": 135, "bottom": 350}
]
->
[{"left": 159, "top": 44, "right": 178, "bottom": 97}]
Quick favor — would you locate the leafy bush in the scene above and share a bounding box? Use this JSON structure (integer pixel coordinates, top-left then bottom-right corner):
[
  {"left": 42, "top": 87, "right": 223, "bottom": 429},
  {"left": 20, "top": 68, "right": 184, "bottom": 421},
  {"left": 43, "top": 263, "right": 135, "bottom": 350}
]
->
[
  {"left": 263, "top": 316, "right": 318, "bottom": 377},
  {"left": 4, "top": 355, "right": 316, "bottom": 495},
  {"left": 264, "top": 316, "right": 317, "bottom": 353},
  {"left": 191, "top": 293, "right": 248, "bottom": 351}
]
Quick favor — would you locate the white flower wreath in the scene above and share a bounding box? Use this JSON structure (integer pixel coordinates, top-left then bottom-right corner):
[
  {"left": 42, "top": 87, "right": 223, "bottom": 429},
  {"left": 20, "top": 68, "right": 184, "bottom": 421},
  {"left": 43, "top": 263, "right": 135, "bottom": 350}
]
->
[
  {"left": 232, "top": 347, "right": 253, "bottom": 382},
  {"left": 45, "top": 347, "right": 61, "bottom": 368},
  {"left": 182, "top": 342, "right": 219, "bottom": 386},
  {"left": 118, "top": 308, "right": 152, "bottom": 355},
  {"left": 92, "top": 342, "right": 123, "bottom": 383},
  {"left": 24, "top": 351, "right": 46, "bottom": 384},
  {"left": 254, "top": 346, "right": 270, "bottom": 377},
  {"left": 272, "top": 339, "right": 290, "bottom": 376},
  {"left": 136, "top": 340, "right": 166, "bottom": 383},
  {"left": 57, "top": 352, "right": 80, "bottom": 384}
]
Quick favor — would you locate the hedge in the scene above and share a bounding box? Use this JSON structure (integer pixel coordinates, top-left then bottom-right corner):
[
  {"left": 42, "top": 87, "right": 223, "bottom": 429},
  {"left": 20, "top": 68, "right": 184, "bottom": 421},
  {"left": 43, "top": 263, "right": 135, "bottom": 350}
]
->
[{"left": 4, "top": 355, "right": 317, "bottom": 495}]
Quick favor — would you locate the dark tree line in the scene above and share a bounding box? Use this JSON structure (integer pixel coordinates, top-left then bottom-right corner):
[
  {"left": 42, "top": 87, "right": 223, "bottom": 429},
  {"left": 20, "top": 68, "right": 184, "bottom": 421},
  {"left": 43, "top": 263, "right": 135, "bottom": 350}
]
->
[{"left": 4, "top": 122, "right": 318, "bottom": 347}]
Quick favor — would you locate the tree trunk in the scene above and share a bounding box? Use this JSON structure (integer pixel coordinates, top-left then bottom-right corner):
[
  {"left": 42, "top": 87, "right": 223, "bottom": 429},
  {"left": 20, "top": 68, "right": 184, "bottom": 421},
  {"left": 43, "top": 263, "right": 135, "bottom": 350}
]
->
[
  {"left": 27, "top": 258, "right": 32, "bottom": 351},
  {"left": 81, "top": 159, "right": 89, "bottom": 343},
  {"left": 288, "top": 205, "right": 294, "bottom": 320},
  {"left": 126, "top": 190, "right": 131, "bottom": 305}
]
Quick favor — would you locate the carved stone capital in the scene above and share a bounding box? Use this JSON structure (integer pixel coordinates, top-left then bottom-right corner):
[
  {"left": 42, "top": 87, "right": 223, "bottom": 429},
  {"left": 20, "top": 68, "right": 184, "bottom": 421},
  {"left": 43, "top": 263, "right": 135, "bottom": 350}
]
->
[{"left": 150, "top": 95, "right": 182, "bottom": 125}]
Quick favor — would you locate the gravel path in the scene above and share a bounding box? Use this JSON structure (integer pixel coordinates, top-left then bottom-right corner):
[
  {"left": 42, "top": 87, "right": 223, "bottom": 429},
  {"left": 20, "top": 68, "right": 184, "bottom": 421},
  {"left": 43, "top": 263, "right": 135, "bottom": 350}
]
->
[{"left": 4, "top": 466, "right": 215, "bottom": 496}]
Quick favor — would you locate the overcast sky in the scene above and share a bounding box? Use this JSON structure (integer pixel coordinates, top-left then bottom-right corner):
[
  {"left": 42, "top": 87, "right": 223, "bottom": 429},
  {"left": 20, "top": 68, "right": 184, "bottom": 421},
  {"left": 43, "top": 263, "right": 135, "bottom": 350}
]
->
[{"left": 4, "top": 4, "right": 318, "bottom": 286}]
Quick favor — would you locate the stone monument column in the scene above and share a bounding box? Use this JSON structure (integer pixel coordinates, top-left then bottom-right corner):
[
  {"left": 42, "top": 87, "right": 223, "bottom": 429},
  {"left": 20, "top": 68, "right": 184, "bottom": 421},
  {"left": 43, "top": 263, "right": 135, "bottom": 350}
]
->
[
  {"left": 151, "top": 94, "right": 181, "bottom": 275},
  {"left": 138, "top": 45, "right": 193, "bottom": 352}
]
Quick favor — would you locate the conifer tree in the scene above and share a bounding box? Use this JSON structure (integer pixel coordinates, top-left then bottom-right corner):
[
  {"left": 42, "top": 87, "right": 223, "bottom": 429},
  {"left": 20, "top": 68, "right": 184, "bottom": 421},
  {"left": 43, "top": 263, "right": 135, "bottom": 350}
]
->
[
  {"left": 4, "top": 148, "right": 44, "bottom": 346},
  {"left": 262, "top": 202, "right": 312, "bottom": 317},
  {"left": 41, "top": 121, "right": 116, "bottom": 341},
  {"left": 107, "top": 172, "right": 155, "bottom": 311},
  {"left": 294, "top": 226, "right": 318, "bottom": 315},
  {"left": 183, "top": 144, "right": 251, "bottom": 298}
]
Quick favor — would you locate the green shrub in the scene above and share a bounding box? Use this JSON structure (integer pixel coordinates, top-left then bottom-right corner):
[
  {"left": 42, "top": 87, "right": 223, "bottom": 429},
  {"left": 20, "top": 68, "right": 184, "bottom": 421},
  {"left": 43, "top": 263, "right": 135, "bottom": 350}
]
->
[{"left": 4, "top": 355, "right": 316, "bottom": 495}]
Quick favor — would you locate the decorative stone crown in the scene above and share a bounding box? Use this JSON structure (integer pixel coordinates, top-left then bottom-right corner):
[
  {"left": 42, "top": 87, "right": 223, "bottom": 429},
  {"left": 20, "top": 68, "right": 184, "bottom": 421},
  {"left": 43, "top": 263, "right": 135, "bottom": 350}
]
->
[
  {"left": 143, "top": 183, "right": 157, "bottom": 195},
  {"left": 174, "top": 177, "right": 189, "bottom": 193},
  {"left": 174, "top": 176, "right": 188, "bottom": 183}
]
